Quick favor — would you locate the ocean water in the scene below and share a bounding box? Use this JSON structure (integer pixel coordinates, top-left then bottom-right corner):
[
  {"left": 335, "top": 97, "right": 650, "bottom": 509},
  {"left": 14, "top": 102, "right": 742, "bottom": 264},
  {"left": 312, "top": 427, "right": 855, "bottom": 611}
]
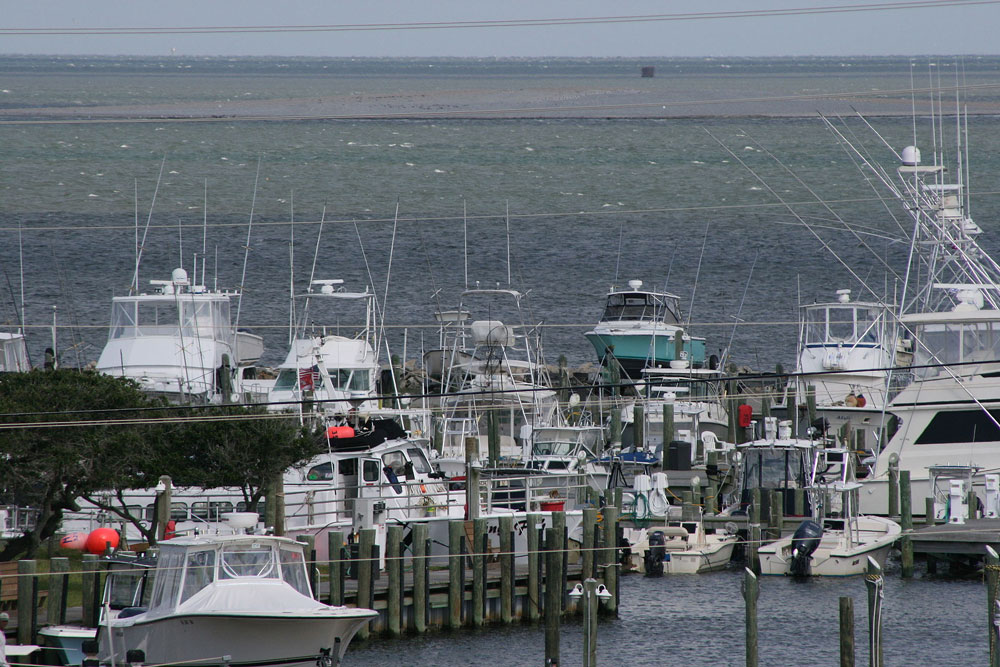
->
[{"left": 0, "top": 54, "right": 996, "bottom": 664}]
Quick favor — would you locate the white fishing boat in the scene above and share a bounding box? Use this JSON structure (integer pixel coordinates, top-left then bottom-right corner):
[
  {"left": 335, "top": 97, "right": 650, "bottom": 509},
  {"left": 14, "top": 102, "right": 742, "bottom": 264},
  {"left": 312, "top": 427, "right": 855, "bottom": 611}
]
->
[
  {"left": 95, "top": 268, "right": 263, "bottom": 404},
  {"left": 266, "top": 280, "right": 380, "bottom": 416},
  {"left": 627, "top": 521, "right": 737, "bottom": 575},
  {"left": 584, "top": 279, "right": 712, "bottom": 380},
  {"left": 98, "top": 524, "right": 377, "bottom": 667},
  {"left": 758, "top": 447, "right": 900, "bottom": 577}
]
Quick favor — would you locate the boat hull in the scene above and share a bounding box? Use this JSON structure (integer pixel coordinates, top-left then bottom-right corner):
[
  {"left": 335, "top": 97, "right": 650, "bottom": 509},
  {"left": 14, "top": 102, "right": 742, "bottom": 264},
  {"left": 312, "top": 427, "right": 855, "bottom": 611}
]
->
[
  {"left": 585, "top": 331, "right": 706, "bottom": 378},
  {"left": 758, "top": 516, "right": 900, "bottom": 576},
  {"left": 103, "top": 611, "right": 376, "bottom": 667}
]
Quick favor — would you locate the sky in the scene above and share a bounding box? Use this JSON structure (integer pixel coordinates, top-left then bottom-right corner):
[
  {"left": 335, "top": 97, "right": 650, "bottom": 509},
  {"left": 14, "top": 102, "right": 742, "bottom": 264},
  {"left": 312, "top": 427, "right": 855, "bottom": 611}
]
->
[{"left": 2, "top": 0, "right": 999, "bottom": 58}]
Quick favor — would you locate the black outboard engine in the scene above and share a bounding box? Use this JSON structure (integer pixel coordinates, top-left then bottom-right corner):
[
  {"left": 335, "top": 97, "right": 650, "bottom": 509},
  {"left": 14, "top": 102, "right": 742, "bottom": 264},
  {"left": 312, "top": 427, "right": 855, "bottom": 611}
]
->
[
  {"left": 644, "top": 531, "right": 666, "bottom": 577},
  {"left": 789, "top": 520, "right": 823, "bottom": 577}
]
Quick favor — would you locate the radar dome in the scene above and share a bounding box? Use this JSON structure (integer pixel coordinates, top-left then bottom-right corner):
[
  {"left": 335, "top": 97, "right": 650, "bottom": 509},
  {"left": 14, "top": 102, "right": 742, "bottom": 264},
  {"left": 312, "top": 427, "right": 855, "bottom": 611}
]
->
[
  {"left": 171, "top": 267, "right": 189, "bottom": 284},
  {"left": 901, "top": 145, "right": 921, "bottom": 166}
]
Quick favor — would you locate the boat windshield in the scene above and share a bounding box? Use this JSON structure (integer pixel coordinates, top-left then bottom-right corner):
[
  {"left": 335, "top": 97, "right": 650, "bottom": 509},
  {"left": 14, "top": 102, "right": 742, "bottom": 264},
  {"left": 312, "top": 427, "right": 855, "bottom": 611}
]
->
[
  {"left": 219, "top": 544, "right": 277, "bottom": 579},
  {"left": 913, "top": 320, "right": 1000, "bottom": 379},
  {"left": 601, "top": 293, "right": 680, "bottom": 324},
  {"left": 109, "top": 298, "right": 231, "bottom": 340},
  {"left": 406, "top": 448, "right": 432, "bottom": 474},
  {"left": 741, "top": 448, "right": 809, "bottom": 490},
  {"left": 180, "top": 550, "right": 216, "bottom": 603},
  {"left": 278, "top": 547, "right": 310, "bottom": 597},
  {"left": 804, "top": 306, "right": 881, "bottom": 345},
  {"left": 106, "top": 562, "right": 152, "bottom": 610},
  {"left": 533, "top": 441, "right": 576, "bottom": 457},
  {"left": 273, "top": 368, "right": 370, "bottom": 392}
]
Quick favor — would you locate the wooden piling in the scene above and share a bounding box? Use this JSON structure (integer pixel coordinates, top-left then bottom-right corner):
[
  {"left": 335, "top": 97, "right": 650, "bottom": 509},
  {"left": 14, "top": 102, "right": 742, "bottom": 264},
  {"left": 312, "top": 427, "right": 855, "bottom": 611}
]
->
[
  {"left": 743, "top": 568, "right": 759, "bottom": 667},
  {"left": 448, "top": 520, "right": 464, "bottom": 629},
  {"left": 662, "top": 403, "right": 675, "bottom": 472},
  {"left": 544, "top": 529, "right": 561, "bottom": 666},
  {"left": 987, "top": 546, "right": 1000, "bottom": 667},
  {"left": 900, "top": 470, "right": 914, "bottom": 578},
  {"left": 328, "top": 531, "right": 345, "bottom": 606},
  {"left": 794, "top": 488, "right": 806, "bottom": 517},
  {"left": 48, "top": 557, "right": 69, "bottom": 626},
  {"left": 500, "top": 515, "right": 514, "bottom": 624},
  {"left": 706, "top": 484, "right": 718, "bottom": 515},
  {"left": 888, "top": 458, "right": 899, "bottom": 519},
  {"left": 472, "top": 518, "right": 486, "bottom": 627},
  {"left": 16, "top": 560, "right": 35, "bottom": 645},
  {"left": 609, "top": 358, "right": 622, "bottom": 446},
  {"left": 356, "top": 529, "right": 375, "bottom": 640},
  {"left": 155, "top": 475, "right": 172, "bottom": 542},
  {"left": 528, "top": 513, "right": 542, "bottom": 622},
  {"left": 634, "top": 404, "right": 645, "bottom": 450},
  {"left": 839, "top": 596, "right": 855, "bottom": 667},
  {"left": 769, "top": 490, "right": 784, "bottom": 540},
  {"left": 81, "top": 554, "right": 99, "bottom": 629},
  {"left": 806, "top": 384, "right": 817, "bottom": 427},
  {"left": 866, "top": 558, "right": 884, "bottom": 667},
  {"left": 386, "top": 525, "right": 403, "bottom": 637},
  {"left": 582, "top": 508, "right": 597, "bottom": 580},
  {"left": 413, "top": 523, "right": 429, "bottom": 633},
  {"left": 602, "top": 506, "right": 619, "bottom": 616},
  {"left": 747, "top": 488, "right": 762, "bottom": 574},
  {"left": 925, "top": 497, "right": 936, "bottom": 526},
  {"left": 488, "top": 409, "right": 500, "bottom": 468}
]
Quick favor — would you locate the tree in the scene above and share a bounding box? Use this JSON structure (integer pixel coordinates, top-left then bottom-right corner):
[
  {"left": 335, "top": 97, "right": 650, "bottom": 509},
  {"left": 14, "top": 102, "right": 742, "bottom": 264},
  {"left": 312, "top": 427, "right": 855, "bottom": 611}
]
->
[{"left": 0, "top": 370, "right": 167, "bottom": 559}]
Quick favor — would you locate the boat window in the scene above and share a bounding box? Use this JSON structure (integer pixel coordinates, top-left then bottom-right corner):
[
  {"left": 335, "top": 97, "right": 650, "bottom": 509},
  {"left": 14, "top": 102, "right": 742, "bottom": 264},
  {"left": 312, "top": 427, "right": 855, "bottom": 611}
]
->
[
  {"left": 915, "top": 409, "right": 1000, "bottom": 444},
  {"left": 191, "top": 502, "right": 211, "bottom": 520},
  {"left": 149, "top": 550, "right": 184, "bottom": 611},
  {"left": 350, "top": 371, "right": 370, "bottom": 391},
  {"left": 804, "top": 308, "right": 826, "bottom": 345},
  {"left": 170, "top": 502, "right": 188, "bottom": 521},
  {"left": 339, "top": 459, "right": 357, "bottom": 477},
  {"left": 180, "top": 550, "right": 216, "bottom": 604},
  {"left": 546, "top": 460, "right": 568, "bottom": 470},
  {"left": 913, "top": 323, "right": 963, "bottom": 379},
  {"left": 857, "top": 309, "right": 880, "bottom": 343},
  {"left": 220, "top": 544, "right": 276, "bottom": 579},
  {"left": 212, "top": 300, "right": 231, "bottom": 340},
  {"left": 109, "top": 301, "right": 138, "bottom": 339},
  {"left": 307, "top": 461, "right": 335, "bottom": 481},
  {"left": 135, "top": 302, "right": 180, "bottom": 337},
  {"left": 180, "top": 300, "right": 214, "bottom": 338},
  {"left": 828, "top": 308, "right": 855, "bottom": 342},
  {"left": 107, "top": 564, "right": 149, "bottom": 610},
  {"left": 279, "top": 547, "right": 310, "bottom": 597},
  {"left": 742, "top": 449, "right": 807, "bottom": 490},
  {"left": 533, "top": 441, "right": 575, "bottom": 457},
  {"left": 407, "top": 448, "right": 432, "bottom": 474},
  {"left": 382, "top": 452, "right": 407, "bottom": 477},
  {"left": 363, "top": 459, "right": 381, "bottom": 483},
  {"left": 273, "top": 369, "right": 299, "bottom": 391}
]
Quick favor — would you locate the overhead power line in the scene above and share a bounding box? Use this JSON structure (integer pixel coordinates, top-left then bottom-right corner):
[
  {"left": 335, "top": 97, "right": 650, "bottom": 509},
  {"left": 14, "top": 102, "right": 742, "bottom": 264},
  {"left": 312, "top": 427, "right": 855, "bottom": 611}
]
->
[{"left": 2, "top": 1, "right": 998, "bottom": 36}]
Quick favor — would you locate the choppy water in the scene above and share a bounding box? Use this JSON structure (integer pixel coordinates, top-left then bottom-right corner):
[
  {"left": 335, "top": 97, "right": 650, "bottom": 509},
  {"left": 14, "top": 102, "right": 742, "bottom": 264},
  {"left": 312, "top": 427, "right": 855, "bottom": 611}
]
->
[{"left": 1, "top": 54, "right": 997, "bottom": 664}]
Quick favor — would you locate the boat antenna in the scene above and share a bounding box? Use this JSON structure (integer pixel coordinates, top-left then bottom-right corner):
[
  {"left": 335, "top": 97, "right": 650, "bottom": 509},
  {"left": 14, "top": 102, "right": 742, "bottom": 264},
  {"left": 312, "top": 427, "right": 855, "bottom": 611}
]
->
[
  {"left": 131, "top": 156, "right": 166, "bottom": 294},
  {"left": 505, "top": 200, "right": 512, "bottom": 286},
  {"left": 17, "top": 219, "right": 25, "bottom": 338},
  {"left": 686, "top": 222, "right": 709, "bottom": 327},
  {"left": 720, "top": 249, "right": 758, "bottom": 371},
  {"left": 234, "top": 155, "right": 262, "bottom": 334},
  {"left": 201, "top": 179, "right": 208, "bottom": 287},
  {"left": 377, "top": 200, "right": 400, "bottom": 369},
  {"left": 613, "top": 217, "right": 625, "bottom": 284},
  {"left": 662, "top": 245, "right": 678, "bottom": 293},
  {"left": 178, "top": 217, "right": 183, "bottom": 271},
  {"left": 298, "top": 205, "right": 326, "bottom": 337},
  {"left": 463, "top": 198, "right": 469, "bottom": 290},
  {"left": 288, "top": 191, "right": 296, "bottom": 345}
]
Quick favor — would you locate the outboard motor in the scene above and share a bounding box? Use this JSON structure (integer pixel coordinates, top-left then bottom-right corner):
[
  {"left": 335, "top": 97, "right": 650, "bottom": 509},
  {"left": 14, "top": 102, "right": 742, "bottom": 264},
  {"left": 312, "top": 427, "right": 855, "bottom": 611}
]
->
[
  {"left": 789, "top": 520, "right": 823, "bottom": 577},
  {"left": 644, "top": 531, "right": 666, "bottom": 577}
]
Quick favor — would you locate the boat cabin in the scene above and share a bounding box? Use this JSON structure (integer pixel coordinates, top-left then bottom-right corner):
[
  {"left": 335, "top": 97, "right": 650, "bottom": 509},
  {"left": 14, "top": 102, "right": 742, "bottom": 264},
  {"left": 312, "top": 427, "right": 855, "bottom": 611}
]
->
[{"left": 599, "top": 283, "right": 682, "bottom": 325}]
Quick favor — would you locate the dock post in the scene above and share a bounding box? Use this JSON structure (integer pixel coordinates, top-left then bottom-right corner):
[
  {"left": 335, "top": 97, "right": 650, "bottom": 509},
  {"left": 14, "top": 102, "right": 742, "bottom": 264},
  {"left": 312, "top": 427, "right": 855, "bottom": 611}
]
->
[
  {"left": 582, "top": 577, "right": 599, "bottom": 667},
  {"left": 544, "top": 528, "right": 560, "bottom": 666},
  {"left": 888, "top": 457, "right": 899, "bottom": 519},
  {"left": 328, "top": 531, "right": 345, "bottom": 606},
  {"left": 633, "top": 404, "right": 645, "bottom": 450},
  {"left": 528, "top": 513, "right": 542, "bottom": 622},
  {"left": 386, "top": 525, "right": 403, "bottom": 637},
  {"left": 155, "top": 475, "right": 172, "bottom": 542},
  {"left": 794, "top": 488, "right": 806, "bottom": 517},
  {"left": 987, "top": 546, "right": 1000, "bottom": 667},
  {"left": 552, "top": 511, "right": 567, "bottom": 611},
  {"left": 356, "top": 529, "right": 375, "bottom": 639},
  {"left": 865, "top": 557, "right": 884, "bottom": 667},
  {"left": 413, "top": 523, "right": 429, "bottom": 633},
  {"left": 48, "top": 556, "right": 69, "bottom": 626},
  {"left": 839, "top": 596, "right": 855, "bottom": 667},
  {"left": 582, "top": 508, "right": 597, "bottom": 580},
  {"left": 448, "top": 520, "right": 464, "bottom": 629},
  {"left": 609, "top": 357, "right": 622, "bottom": 447},
  {"left": 748, "top": 488, "right": 762, "bottom": 574},
  {"left": 681, "top": 490, "right": 695, "bottom": 521},
  {"left": 806, "top": 384, "right": 817, "bottom": 428},
  {"left": 743, "top": 567, "right": 759, "bottom": 667},
  {"left": 662, "top": 403, "right": 675, "bottom": 472},
  {"left": 602, "top": 506, "right": 619, "bottom": 616},
  {"left": 925, "top": 497, "right": 936, "bottom": 527},
  {"left": 900, "top": 470, "right": 914, "bottom": 578},
  {"left": 16, "top": 560, "right": 36, "bottom": 645},
  {"left": 81, "top": 553, "right": 99, "bottom": 629},
  {"left": 500, "top": 515, "right": 514, "bottom": 624},
  {"left": 769, "top": 490, "right": 784, "bottom": 540},
  {"left": 706, "top": 484, "right": 718, "bottom": 515},
  {"left": 472, "top": 518, "right": 486, "bottom": 626},
  {"left": 488, "top": 408, "right": 500, "bottom": 468},
  {"left": 465, "top": 436, "right": 480, "bottom": 519}
]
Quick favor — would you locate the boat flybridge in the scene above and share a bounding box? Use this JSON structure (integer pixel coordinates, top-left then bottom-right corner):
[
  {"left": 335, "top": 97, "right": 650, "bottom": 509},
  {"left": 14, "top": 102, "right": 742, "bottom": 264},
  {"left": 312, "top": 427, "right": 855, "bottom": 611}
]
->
[
  {"left": 267, "top": 280, "right": 380, "bottom": 416},
  {"left": 96, "top": 268, "right": 263, "bottom": 404},
  {"left": 791, "top": 289, "right": 907, "bottom": 454},
  {"left": 585, "top": 279, "right": 709, "bottom": 380}
]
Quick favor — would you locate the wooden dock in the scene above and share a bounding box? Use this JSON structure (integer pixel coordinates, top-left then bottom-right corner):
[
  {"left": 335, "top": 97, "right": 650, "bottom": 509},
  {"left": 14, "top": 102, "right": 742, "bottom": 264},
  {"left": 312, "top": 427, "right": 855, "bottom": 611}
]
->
[{"left": 908, "top": 519, "right": 1000, "bottom": 556}]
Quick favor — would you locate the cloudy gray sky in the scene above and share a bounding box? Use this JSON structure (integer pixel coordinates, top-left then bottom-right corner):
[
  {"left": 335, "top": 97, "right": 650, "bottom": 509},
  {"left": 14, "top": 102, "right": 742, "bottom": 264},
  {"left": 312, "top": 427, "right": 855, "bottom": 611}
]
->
[{"left": 3, "top": 0, "right": 998, "bottom": 58}]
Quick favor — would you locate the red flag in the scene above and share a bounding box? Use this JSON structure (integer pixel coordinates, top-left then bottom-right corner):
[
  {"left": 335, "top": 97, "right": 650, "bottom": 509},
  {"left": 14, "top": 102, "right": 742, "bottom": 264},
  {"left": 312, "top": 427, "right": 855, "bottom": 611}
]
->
[{"left": 298, "top": 366, "right": 318, "bottom": 391}]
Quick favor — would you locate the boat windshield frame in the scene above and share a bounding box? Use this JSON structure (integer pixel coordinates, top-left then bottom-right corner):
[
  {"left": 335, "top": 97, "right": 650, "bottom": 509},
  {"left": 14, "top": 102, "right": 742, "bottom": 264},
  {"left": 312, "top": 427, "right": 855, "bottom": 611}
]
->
[{"left": 600, "top": 291, "right": 681, "bottom": 325}]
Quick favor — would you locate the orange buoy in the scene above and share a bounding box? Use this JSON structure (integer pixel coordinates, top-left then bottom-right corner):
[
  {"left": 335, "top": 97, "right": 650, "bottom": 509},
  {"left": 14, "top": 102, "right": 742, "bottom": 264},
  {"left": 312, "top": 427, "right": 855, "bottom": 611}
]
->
[
  {"left": 85, "top": 527, "right": 120, "bottom": 555},
  {"left": 326, "top": 425, "right": 355, "bottom": 439},
  {"left": 59, "top": 532, "right": 88, "bottom": 551}
]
